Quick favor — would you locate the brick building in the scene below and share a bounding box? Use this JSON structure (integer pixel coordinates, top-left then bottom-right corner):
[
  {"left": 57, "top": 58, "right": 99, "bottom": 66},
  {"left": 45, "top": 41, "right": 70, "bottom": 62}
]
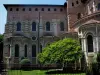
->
[{"left": 3, "top": 0, "right": 100, "bottom": 66}]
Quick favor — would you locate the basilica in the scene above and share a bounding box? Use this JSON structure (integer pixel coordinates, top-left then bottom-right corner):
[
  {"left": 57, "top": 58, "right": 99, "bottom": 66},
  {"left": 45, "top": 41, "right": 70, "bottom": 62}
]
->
[{"left": 3, "top": 0, "right": 100, "bottom": 66}]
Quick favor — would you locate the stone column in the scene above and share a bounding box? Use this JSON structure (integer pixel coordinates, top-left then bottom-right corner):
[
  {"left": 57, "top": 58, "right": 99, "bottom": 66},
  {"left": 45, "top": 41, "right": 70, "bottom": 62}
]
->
[
  {"left": 3, "top": 44, "right": 9, "bottom": 57},
  {"left": 83, "top": 38, "right": 88, "bottom": 64},
  {"left": 93, "top": 1, "right": 95, "bottom": 12},
  {"left": 88, "top": 6, "right": 91, "bottom": 14},
  {"left": 52, "top": 19, "right": 58, "bottom": 36},
  {"left": 94, "top": 36, "right": 99, "bottom": 53},
  {"left": 20, "top": 45, "right": 24, "bottom": 60},
  {"left": 42, "top": 38, "right": 46, "bottom": 48},
  {"left": 6, "top": 57, "right": 11, "bottom": 70},
  {"left": 9, "top": 44, "right": 13, "bottom": 67},
  {"left": 81, "top": 38, "right": 84, "bottom": 52},
  {"left": 97, "top": 37, "right": 99, "bottom": 52},
  {"left": 28, "top": 43, "right": 32, "bottom": 63},
  {"left": 98, "top": 37, "right": 100, "bottom": 52},
  {"left": 9, "top": 45, "right": 11, "bottom": 56},
  {"left": 39, "top": 16, "right": 43, "bottom": 37}
]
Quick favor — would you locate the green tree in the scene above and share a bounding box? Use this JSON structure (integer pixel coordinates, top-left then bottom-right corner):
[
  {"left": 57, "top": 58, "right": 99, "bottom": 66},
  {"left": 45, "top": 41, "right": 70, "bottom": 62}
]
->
[
  {"left": 37, "top": 38, "right": 82, "bottom": 68},
  {"left": 0, "top": 34, "right": 3, "bottom": 42},
  {"left": 0, "top": 34, "right": 3, "bottom": 62}
]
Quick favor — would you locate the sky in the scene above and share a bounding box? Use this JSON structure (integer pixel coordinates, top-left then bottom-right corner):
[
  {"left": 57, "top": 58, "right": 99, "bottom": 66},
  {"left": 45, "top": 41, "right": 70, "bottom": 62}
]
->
[{"left": 0, "top": 0, "right": 66, "bottom": 34}]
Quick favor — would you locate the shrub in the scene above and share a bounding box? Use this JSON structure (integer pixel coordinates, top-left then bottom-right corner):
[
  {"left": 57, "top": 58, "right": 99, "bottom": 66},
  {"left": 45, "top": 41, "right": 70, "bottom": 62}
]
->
[
  {"left": 96, "top": 53, "right": 100, "bottom": 74},
  {"left": 20, "top": 58, "right": 31, "bottom": 70},
  {"left": 92, "top": 52, "right": 100, "bottom": 75},
  {"left": 86, "top": 67, "right": 93, "bottom": 75},
  {"left": 92, "top": 63, "right": 98, "bottom": 75},
  {"left": 97, "top": 52, "right": 100, "bottom": 62}
]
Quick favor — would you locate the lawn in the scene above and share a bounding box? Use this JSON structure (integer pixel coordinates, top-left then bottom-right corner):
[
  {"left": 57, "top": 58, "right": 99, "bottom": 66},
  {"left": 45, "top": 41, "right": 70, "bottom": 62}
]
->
[{"left": 8, "top": 70, "right": 86, "bottom": 75}]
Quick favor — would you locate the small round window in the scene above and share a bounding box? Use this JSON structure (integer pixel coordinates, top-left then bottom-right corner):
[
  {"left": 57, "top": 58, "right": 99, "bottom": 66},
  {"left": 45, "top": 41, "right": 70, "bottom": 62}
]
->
[{"left": 32, "top": 36, "right": 36, "bottom": 40}]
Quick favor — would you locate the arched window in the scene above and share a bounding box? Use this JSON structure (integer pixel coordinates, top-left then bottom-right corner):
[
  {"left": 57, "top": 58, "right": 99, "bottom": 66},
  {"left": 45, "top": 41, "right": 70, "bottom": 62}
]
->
[
  {"left": 24, "top": 45, "right": 27, "bottom": 57},
  {"left": 77, "top": 13, "right": 81, "bottom": 19},
  {"left": 16, "top": 22, "right": 21, "bottom": 31},
  {"left": 98, "top": 3, "right": 100, "bottom": 10},
  {"left": 72, "top": 2, "right": 74, "bottom": 6},
  {"left": 8, "top": 45, "right": 10, "bottom": 57},
  {"left": 60, "top": 22, "right": 64, "bottom": 31},
  {"left": 32, "top": 22, "right": 36, "bottom": 31},
  {"left": 76, "top": 1, "right": 79, "bottom": 4},
  {"left": 46, "top": 22, "right": 50, "bottom": 31},
  {"left": 32, "top": 45, "right": 36, "bottom": 57},
  {"left": 87, "top": 35, "right": 93, "bottom": 52},
  {"left": 35, "top": 8, "right": 38, "bottom": 11},
  {"left": 48, "top": 8, "right": 50, "bottom": 11},
  {"left": 15, "top": 44, "right": 19, "bottom": 57},
  {"left": 40, "top": 45, "right": 42, "bottom": 53}
]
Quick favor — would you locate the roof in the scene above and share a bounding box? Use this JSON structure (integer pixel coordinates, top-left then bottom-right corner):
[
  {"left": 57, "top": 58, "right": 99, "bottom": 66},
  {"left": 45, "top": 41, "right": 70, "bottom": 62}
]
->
[
  {"left": 4, "top": 4, "right": 65, "bottom": 9},
  {"left": 82, "top": 19, "right": 100, "bottom": 25},
  {"left": 76, "top": 19, "right": 100, "bottom": 30}
]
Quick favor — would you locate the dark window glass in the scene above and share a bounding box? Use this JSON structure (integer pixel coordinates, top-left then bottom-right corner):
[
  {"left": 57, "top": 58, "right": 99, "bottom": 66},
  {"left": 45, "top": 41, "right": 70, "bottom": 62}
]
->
[
  {"left": 40, "top": 45, "right": 42, "bottom": 53},
  {"left": 60, "top": 9, "right": 63, "bottom": 12},
  {"left": 32, "top": 45, "right": 36, "bottom": 57},
  {"left": 72, "top": 3, "right": 74, "bottom": 6},
  {"left": 54, "top": 8, "right": 57, "bottom": 11},
  {"left": 87, "top": 35, "right": 93, "bottom": 52},
  {"left": 29, "top": 8, "right": 31, "bottom": 11},
  {"left": 25, "top": 45, "right": 27, "bottom": 57},
  {"left": 16, "top": 22, "right": 21, "bottom": 31},
  {"left": 98, "top": 3, "right": 100, "bottom": 10},
  {"left": 8, "top": 45, "right": 10, "bottom": 57},
  {"left": 35, "top": 8, "right": 38, "bottom": 11},
  {"left": 60, "top": 22, "right": 64, "bottom": 31},
  {"left": 77, "top": 13, "right": 81, "bottom": 19},
  {"left": 81, "top": 0, "right": 87, "bottom": 4},
  {"left": 23, "top": 8, "right": 25, "bottom": 11},
  {"left": 10, "top": 8, "right": 12, "bottom": 11},
  {"left": 90, "top": 7, "right": 93, "bottom": 13},
  {"left": 32, "top": 22, "right": 36, "bottom": 31},
  {"left": 41, "top": 8, "right": 44, "bottom": 11},
  {"left": 46, "top": 22, "right": 50, "bottom": 31},
  {"left": 15, "top": 44, "right": 19, "bottom": 57},
  {"left": 76, "top": 1, "right": 79, "bottom": 4},
  {"left": 16, "top": 8, "right": 19, "bottom": 11},
  {"left": 48, "top": 8, "right": 50, "bottom": 11}
]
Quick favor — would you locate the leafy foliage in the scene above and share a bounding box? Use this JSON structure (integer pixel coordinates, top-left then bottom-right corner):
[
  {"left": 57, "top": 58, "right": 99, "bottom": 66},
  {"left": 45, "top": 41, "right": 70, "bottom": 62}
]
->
[
  {"left": 0, "top": 34, "right": 3, "bottom": 42},
  {"left": 0, "top": 34, "right": 3, "bottom": 61},
  {"left": 91, "top": 52, "right": 100, "bottom": 75},
  {"left": 20, "top": 59, "right": 31, "bottom": 70},
  {"left": 38, "top": 38, "right": 82, "bottom": 65},
  {"left": 97, "top": 52, "right": 100, "bottom": 62}
]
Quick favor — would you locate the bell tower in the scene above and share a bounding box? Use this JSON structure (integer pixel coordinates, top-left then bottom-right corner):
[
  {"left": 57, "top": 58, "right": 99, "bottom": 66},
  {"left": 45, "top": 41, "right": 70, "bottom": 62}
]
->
[{"left": 67, "top": 0, "right": 87, "bottom": 32}]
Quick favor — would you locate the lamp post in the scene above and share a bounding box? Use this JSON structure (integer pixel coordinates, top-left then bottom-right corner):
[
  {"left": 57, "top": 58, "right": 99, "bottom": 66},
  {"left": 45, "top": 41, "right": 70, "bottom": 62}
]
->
[
  {"left": 36, "top": 12, "right": 41, "bottom": 64},
  {"left": 38, "top": 12, "right": 40, "bottom": 53}
]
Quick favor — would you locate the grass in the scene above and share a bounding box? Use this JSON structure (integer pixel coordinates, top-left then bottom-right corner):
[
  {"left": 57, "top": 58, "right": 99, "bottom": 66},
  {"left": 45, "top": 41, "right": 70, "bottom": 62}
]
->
[
  {"left": 8, "top": 70, "right": 86, "bottom": 75},
  {"left": 8, "top": 70, "right": 46, "bottom": 75}
]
